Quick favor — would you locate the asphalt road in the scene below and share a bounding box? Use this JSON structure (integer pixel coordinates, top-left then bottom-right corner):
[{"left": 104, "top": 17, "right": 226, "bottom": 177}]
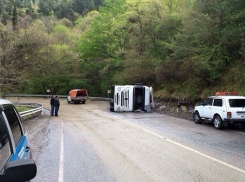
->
[{"left": 7, "top": 97, "right": 245, "bottom": 182}]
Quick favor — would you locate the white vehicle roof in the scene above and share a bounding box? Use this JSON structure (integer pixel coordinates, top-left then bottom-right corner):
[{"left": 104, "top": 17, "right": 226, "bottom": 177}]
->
[
  {"left": 208, "top": 96, "right": 245, "bottom": 99},
  {"left": 115, "top": 85, "right": 149, "bottom": 87},
  {"left": 0, "top": 99, "right": 13, "bottom": 105}
]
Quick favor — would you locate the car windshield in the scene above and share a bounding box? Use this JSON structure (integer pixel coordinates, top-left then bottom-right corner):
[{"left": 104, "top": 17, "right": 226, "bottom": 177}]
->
[{"left": 229, "top": 99, "right": 245, "bottom": 107}]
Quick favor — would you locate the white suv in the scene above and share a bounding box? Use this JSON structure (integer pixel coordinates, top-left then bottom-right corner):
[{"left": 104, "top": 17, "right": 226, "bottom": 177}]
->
[{"left": 193, "top": 92, "right": 245, "bottom": 129}]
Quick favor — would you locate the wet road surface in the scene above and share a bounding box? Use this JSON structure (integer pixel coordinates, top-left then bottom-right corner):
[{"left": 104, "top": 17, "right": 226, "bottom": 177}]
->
[{"left": 7, "top": 97, "right": 245, "bottom": 182}]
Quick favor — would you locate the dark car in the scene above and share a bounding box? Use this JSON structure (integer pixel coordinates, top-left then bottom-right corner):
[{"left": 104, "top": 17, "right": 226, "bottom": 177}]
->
[{"left": 0, "top": 99, "right": 36, "bottom": 182}]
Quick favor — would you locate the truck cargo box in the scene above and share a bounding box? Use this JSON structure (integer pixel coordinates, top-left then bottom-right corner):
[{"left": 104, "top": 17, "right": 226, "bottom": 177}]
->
[
  {"left": 110, "top": 84, "right": 154, "bottom": 112},
  {"left": 67, "top": 89, "right": 88, "bottom": 104}
]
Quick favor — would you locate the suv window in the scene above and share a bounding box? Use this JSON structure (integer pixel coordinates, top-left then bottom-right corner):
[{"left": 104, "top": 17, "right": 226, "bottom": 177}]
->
[
  {"left": 4, "top": 108, "right": 22, "bottom": 147},
  {"left": 229, "top": 99, "right": 245, "bottom": 107},
  {"left": 0, "top": 115, "right": 11, "bottom": 170},
  {"left": 205, "top": 98, "right": 213, "bottom": 106},
  {"left": 213, "top": 99, "right": 223, "bottom": 107}
]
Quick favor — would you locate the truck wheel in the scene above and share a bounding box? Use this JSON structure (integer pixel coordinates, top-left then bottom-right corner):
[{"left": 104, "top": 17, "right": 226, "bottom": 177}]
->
[
  {"left": 67, "top": 99, "right": 70, "bottom": 104},
  {"left": 214, "top": 115, "right": 223, "bottom": 129},
  {"left": 193, "top": 112, "right": 202, "bottom": 124},
  {"left": 81, "top": 101, "right": 85, "bottom": 104}
]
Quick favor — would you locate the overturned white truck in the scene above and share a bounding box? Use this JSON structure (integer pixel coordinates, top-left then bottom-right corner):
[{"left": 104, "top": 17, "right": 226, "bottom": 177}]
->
[{"left": 110, "top": 83, "right": 154, "bottom": 112}]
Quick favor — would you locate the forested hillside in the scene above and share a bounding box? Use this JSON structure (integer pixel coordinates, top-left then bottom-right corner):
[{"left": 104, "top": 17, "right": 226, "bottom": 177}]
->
[{"left": 0, "top": 0, "right": 245, "bottom": 101}]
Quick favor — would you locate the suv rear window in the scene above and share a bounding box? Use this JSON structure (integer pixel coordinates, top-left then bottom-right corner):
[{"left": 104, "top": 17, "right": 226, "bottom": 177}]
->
[{"left": 229, "top": 99, "right": 245, "bottom": 107}]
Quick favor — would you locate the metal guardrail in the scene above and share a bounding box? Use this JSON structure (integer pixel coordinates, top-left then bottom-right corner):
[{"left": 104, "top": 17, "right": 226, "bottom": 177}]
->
[
  {"left": 1, "top": 94, "right": 112, "bottom": 119},
  {"left": 3, "top": 94, "right": 68, "bottom": 98},
  {"left": 14, "top": 103, "right": 43, "bottom": 118},
  {"left": 2, "top": 94, "right": 113, "bottom": 101},
  {"left": 0, "top": 94, "right": 113, "bottom": 120},
  {"left": 88, "top": 97, "right": 113, "bottom": 101}
]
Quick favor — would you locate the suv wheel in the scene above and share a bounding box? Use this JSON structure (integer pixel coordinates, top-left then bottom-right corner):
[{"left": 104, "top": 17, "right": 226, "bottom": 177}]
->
[
  {"left": 193, "top": 112, "right": 202, "bottom": 124},
  {"left": 214, "top": 115, "right": 223, "bottom": 129}
]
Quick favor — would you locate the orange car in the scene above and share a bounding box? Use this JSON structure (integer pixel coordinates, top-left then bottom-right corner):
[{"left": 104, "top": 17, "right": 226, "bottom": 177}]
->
[{"left": 67, "top": 89, "right": 88, "bottom": 104}]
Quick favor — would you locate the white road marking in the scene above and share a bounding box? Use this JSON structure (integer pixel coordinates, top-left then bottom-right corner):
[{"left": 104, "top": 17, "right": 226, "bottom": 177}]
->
[
  {"left": 112, "top": 114, "right": 245, "bottom": 174},
  {"left": 59, "top": 122, "right": 64, "bottom": 182}
]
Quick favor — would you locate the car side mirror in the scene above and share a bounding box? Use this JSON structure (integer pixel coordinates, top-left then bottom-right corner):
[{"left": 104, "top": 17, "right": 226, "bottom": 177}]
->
[{"left": 0, "top": 159, "right": 37, "bottom": 182}]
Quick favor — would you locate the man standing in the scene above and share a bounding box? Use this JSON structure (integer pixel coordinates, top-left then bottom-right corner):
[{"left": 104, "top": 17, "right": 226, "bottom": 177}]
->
[
  {"left": 50, "top": 95, "right": 55, "bottom": 116},
  {"left": 54, "top": 95, "right": 60, "bottom": 117}
]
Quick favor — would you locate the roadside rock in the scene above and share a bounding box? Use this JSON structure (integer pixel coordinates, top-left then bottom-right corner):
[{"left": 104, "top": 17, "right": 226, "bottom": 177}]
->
[{"left": 153, "top": 101, "right": 194, "bottom": 121}]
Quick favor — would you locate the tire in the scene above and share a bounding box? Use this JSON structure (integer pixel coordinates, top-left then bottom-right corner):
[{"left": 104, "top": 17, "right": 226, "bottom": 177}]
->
[
  {"left": 67, "top": 99, "right": 70, "bottom": 104},
  {"left": 81, "top": 101, "right": 85, "bottom": 104},
  {"left": 193, "top": 112, "right": 202, "bottom": 124},
  {"left": 213, "top": 115, "right": 223, "bottom": 129}
]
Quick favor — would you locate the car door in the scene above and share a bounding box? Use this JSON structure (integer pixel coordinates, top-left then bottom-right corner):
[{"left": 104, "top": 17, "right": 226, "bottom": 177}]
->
[
  {"left": 114, "top": 86, "right": 125, "bottom": 111},
  {"left": 2, "top": 105, "right": 31, "bottom": 161},
  {"left": 199, "top": 98, "right": 214, "bottom": 118},
  {"left": 124, "top": 87, "right": 133, "bottom": 111},
  {"left": 211, "top": 98, "right": 224, "bottom": 118},
  {"left": 120, "top": 88, "right": 126, "bottom": 112}
]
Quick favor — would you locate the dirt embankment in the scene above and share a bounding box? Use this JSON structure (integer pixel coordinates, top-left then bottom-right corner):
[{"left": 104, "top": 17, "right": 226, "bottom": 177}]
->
[{"left": 153, "top": 99, "right": 195, "bottom": 121}]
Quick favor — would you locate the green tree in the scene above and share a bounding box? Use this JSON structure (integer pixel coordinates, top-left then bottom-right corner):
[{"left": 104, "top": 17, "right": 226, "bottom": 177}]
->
[
  {"left": 12, "top": 1, "right": 18, "bottom": 31},
  {"left": 55, "top": 0, "right": 75, "bottom": 20},
  {"left": 74, "top": 10, "right": 99, "bottom": 33},
  {"left": 38, "top": 0, "right": 57, "bottom": 16},
  {"left": 156, "top": 0, "right": 245, "bottom": 98},
  {"left": 71, "top": 0, "right": 93, "bottom": 15},
  {"left": 78, "top": 0, "right": 129, "bottom": 95}
]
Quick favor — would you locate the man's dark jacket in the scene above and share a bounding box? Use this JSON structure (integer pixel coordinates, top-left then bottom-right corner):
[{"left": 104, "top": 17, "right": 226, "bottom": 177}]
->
[
  {"left": 50, "top": 97, "right": 54, "bottom": 105},
  {"left": 54, "top": 98, "right": 60, "bottom": 106}
]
